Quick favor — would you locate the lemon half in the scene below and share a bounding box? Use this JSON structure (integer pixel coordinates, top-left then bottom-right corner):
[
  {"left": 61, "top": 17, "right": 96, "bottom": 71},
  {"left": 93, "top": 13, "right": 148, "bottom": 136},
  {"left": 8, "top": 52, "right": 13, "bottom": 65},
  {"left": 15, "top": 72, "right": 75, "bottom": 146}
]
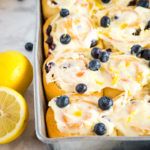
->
[{"left": 0, "top": 87, "right": 28, "bottom": 144}]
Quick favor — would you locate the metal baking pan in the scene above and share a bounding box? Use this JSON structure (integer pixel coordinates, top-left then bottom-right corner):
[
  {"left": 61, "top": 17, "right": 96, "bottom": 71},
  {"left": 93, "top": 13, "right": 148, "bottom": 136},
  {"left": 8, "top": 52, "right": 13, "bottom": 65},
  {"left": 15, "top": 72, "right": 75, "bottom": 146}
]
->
[{"left": 34, "top": 0, "right": 150, "bottom": 149}]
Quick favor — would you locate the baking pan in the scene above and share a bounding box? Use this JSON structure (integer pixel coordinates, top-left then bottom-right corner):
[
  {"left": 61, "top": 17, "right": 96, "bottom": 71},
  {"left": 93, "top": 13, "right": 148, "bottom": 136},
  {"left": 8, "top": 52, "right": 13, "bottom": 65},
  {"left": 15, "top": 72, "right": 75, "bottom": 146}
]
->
[{"left": 33, "top": 0, "right": 150, "bottom": 149}]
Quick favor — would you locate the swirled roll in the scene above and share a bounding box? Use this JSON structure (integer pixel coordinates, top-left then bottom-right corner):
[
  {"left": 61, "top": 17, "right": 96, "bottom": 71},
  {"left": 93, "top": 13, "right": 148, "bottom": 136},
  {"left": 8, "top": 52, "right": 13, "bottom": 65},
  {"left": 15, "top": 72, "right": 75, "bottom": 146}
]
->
[{"left": 43, "top": 49, "right": 150, "bottom": 100}]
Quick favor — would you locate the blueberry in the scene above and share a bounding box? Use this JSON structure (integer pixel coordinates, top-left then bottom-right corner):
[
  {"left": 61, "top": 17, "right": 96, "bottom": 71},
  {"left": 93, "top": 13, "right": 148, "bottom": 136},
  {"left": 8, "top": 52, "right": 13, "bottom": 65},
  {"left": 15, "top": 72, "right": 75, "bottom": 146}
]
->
[
  {"left": 131, "top": 44, "right": 142, "bottom": 56},
  {"left": 137, "top": 0, "right": 149, "bottom": 8},
  {"left": 90, "top": 40, "right": 98, "bottom": 48},
  {"left": 94, "top": 123, "right": 107, "bottom": 135},
  {"left": 25, "top": 42, "right": 33, "bottom": 51},
  {"left": 128, "top": 0, "right": 137, "bottom": 6},
  {"left": 75, "top": 83, "right": 87, "bottom": 94},
  {"left": 99, "top": 51, "right": 109, "bottom": 63},
  {"left": 50, "top": 43, "right": 56, "bottom": 50},
  {"left": 89, "top": 59, "right": 101, "bottom": 71},
  {"left": 56, "top": 96, "right": 70, "bottom": 108},
  {"left": 45, "top": 62, "right": 55, "bottom": 73},
  {"left": 114, "top": 16, "right": 119, "bottom": 20},
  {"left": 140, "top": 49, "right": 150, "bottom": 60},
  {"left": 60, "top": 34, "right": 71, "bottom": 44},
  {"left": 46, "top": 25, "right": 52, "bottom": 36},
  {"left": 145, "top": 20, "right": 150, "bottom": 30},
  {"left": 91, "top": 47, "right": 102, "bottom": 59},
  {"left": 46, "top": 36, "right": 53, "bottom": 46},
  {"left": 60, "top": 8, "right": 70, "bottom": 17},
  {"left": 98, "top": 96, "right": 113, "bottom": 110},
  {"left": 106, "top": 48, "right": 112, "bottom": 53},
  {"left": 101, "top": 0, "right": 111, "bottom": 3},
  {"left": 100, "top": 16, "right": 111, "bottom": 28},
  {"left": 132, "top": 28, "right": 141, "bottom": 36},
  {"left": 51, "top": 1, "right": 57, "bottom": 5}
]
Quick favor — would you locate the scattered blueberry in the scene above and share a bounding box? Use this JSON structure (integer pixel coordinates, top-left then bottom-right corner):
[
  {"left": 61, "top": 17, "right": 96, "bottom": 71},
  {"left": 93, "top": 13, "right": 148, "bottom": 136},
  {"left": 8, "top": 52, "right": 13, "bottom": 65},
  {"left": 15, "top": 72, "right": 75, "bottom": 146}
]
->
[
  {"left": 98, "top": 96, "right": 113, "bottom": 110},
  {"left": 60, "top": 34, "right": 71, "bottom": 44},
  {"left": 101, "top": 0, "right": 111, "bottom": 3},
  {"left": 137, "top": 0, "right": 149, "bottom": 8},
  {"left": 50, "top": 43, "right": 56, "bottom": 50},
  {"left": 145, "top": 20, "right": 150, "bottom": 30},
  {"left": 89, "top": 59, "right": 101, "bottom": 71},
  {"left": 91, "top": 47, "right": 102, "bottom": 59},
  {"left": 46, "top": 25, "right": 52, "bottom": 36},
  {"left": 131, "top": 44, "right": 142, "bottom": 56},
  {"left": 128, "top": 0, "right": 137, "bottom": 6},
  {"left": 100, "top": 16, "right": 111, "bottom": 28},
  {"left": 51, "top": 1, "right": 57, "bottom": 5},
  {"left": 114, "top": 16, "right": 119, "bottom": 20},
  {"left": 99, "top": 51, "right": 109, "bottom": 63},
  {"left": 75, "top": 83, "right": 87, "bottom": 94},
  {"left": 56, "top": 96, "right": 70, "bottom": 108},
  {"left": 94, "top": 123, "right": 107, "bottom": 135},
  {"left": 60, "top": 8, "right": 70, "bottom": 17},
  {"left": 25, "top": 42, "right": 33, "bottom": 51},
  {"left": 90, "top": 40, "right": 98, "bottom": 48},
  {"left": 45, "top": 62, "right": 55, "bottom": 73},
  {"left": 132, "top": 28, "right": 141, "bottom": 36},
  {"left": 46, "top": 36, "right": 53, "bottom": 46},
  {"left": 140, "top": 49, "right": 150, "bottom": 60},
  {"left": 106, "top": 48, "right": 112, "bottom": 53}
]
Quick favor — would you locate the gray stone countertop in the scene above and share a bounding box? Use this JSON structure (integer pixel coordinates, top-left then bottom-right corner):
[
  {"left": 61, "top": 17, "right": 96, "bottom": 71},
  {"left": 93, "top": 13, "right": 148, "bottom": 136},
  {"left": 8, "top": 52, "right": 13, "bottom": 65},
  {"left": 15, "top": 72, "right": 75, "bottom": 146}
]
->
[{"left": 0, "top": 0, "right": 47, "bottom": 149}]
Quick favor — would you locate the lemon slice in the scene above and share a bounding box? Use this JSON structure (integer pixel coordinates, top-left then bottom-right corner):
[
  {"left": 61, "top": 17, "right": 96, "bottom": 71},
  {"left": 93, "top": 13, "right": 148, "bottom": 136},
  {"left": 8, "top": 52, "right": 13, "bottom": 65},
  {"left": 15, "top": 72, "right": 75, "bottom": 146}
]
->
[{"left": 0, "top": 87, "right": 28, "bottom": 144}]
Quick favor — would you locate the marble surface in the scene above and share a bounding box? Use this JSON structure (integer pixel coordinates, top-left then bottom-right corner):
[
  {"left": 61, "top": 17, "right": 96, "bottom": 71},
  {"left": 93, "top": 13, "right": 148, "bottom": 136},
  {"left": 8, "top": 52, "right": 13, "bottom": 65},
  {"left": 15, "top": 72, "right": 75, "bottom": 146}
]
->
[{"left": 0, "top": 0, "right": 47, "bottom": 149}]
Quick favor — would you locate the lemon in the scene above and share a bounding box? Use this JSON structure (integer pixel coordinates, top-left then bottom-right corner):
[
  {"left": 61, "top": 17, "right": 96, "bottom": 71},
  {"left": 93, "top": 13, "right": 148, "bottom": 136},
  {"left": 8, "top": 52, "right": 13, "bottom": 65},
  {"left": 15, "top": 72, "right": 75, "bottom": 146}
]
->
[
  {"left": 0, "top": 51, "right": 33, "bottom": 94},
  {"left": 0, "top": 87, "right": 28, "bottom": 144}
]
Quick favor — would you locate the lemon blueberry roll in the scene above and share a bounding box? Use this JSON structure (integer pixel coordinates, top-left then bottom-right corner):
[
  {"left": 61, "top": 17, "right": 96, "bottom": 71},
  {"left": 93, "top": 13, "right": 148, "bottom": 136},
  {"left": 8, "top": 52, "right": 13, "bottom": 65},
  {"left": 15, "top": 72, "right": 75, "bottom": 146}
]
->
[{"left": 43, "top": 0, "right": 150, "bottom": 138}]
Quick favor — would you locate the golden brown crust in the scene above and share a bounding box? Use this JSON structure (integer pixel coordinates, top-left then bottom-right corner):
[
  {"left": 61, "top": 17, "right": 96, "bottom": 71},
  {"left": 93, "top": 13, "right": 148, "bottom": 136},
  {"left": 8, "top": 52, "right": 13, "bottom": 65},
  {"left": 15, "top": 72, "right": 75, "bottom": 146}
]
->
[
  {"left": 46, "top": 108, "right": 83, "bottom": 137},
  {"left": 42, "top": 0, "right": 60, "bottom": 20},
  {"left": 43, "top": 17, "right": 56, "bottom": 58},
  {"left": 103, "top": 87, "right": 124, "bottom": 99},
  {"left": 46, "top": 108, "right": 66, "bottom": 137},
  {"left": 43, "top": 56, "right": 65, "bottom": 101}
]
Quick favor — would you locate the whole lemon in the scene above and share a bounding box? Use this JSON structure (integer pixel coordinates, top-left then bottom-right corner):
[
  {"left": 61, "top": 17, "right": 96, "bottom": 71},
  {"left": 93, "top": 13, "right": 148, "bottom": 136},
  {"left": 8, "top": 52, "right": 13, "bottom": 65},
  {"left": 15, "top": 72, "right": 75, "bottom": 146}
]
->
[{"left": 0, "top": 51, "right": 33, "bottom": 94}]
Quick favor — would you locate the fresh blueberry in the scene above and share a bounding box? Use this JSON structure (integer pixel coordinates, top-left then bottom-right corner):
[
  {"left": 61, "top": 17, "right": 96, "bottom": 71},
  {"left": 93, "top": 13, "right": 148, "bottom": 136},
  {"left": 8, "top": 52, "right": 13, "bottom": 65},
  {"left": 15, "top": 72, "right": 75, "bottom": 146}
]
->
[
  {"left": 145, "top": 20, "right": 150, "bottom": 30},
  {"left": 99, "top": 51, "right": 109, "bottom": 63},
  {"left": 60, "top": 8, "right": 70, "bottom": 17},
  {"left": 128, "top": 0, "right": 137, "bottom": 6},
  {"left": 25, "top": 42, "right": 33, "bottom": 51},
  {"left": 137, "top": 0, "right": 149, "bottom": 8},
  {"left": 75, "top": 83, "right": 87, "bottom": 94},
  {"left": 101, "top": 0, "right": 111, "bottom": 3},
  {"left": 56, "top": 96, "right": 70, "bottom": 108},
  {"left": 132, "top": 28, "right": 141, "bottom": 36},
  {"left": 46, "top": 36, "right": 53, "bottom": 46},
  {"left": 89, "top": 59, "right": 101, "bottom": 71},
  {"left": 114, "top": 16, "right": 119, "bottom": 20},
  {"left": 50, "top": 43, "right": 56, "bottom": 50},
  {"left": 91, "top": 47, "right": 102, "bottom": 59},
  {"left": 60, "top": 34, "right": 71, "bottom": 44},
  {"left": 94, "top": 123, "right": 107, "bottom": 135},
  {"left": 90, "top": 40, "right": 98, "bottom": 48},
  {"left": 140, "top": 49, "right": 150, "bottom": 60},
  {"left": 100, "top": 16, "right": 111, "bottom": 28},
  {"left": 51, "top": 1, "right": 57, "bottom": 5},
  {"left": 98, "top": 96, "right": 113, "bottom": 110},
  {"left": 46, "top": 25, "right": 52, "bottom": 36},
  {"left": 131, "top": 44, "right": 142, "bottom": 56},
  {"left": 45, "top": 62, "right": 55, "bottom": 73},
  {"left": 106, "top": 48, "right": 112, "bottom": 53}
]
